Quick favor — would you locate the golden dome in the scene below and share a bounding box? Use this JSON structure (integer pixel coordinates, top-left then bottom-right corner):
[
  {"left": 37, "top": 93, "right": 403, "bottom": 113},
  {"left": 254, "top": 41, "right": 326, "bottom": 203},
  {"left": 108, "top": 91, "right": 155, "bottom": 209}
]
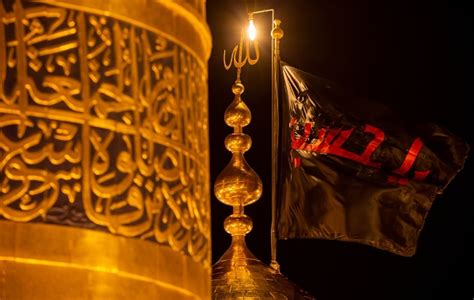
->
[{"left": 212, "top": 237, "right": 315, "bottom": 299}]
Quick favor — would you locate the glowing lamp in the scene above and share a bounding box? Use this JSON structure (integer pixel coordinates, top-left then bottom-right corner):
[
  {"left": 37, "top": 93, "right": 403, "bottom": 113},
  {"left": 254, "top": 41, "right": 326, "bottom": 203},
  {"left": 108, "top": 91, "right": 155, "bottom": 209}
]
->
[{"left": 248, "top": 18, "right": 256, "bottom": 40}]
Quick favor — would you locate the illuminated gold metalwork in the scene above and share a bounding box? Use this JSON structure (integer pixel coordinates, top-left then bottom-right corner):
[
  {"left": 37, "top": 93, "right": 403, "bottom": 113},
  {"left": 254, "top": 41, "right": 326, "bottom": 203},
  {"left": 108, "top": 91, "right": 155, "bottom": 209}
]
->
[
  {"left": 212, "top": 20, "right": 313, "bottom": 299},
  {"left": 215, "top": 28, "right": 262, "bottom": 225},
  {"left": 212, "top": 12, "right": 315, "bottom": 299},
  {"left": 223, "top": 28, "right": 259, "bottom": 81},
  {"left": 270, "top": 17, "right": 284, "bottom": 273},
  {"left": 0, "top": 221, "right": 209, "bottom": 299},
  {"left": 0, "top": 0, "right": 211, "bottom": 298},
  {"left": 241, "top": 9, "right": 285, "bottom": 272}
]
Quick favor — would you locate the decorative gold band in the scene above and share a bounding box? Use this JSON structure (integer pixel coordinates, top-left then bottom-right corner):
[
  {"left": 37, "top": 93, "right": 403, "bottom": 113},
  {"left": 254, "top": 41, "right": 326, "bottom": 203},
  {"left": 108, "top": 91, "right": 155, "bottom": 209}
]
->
[
  {"left": 33, "top": 0, "right": 212, "bottom": 65},
  {"left": 0, "top": 221, "right": 210, "bottom": 299}
]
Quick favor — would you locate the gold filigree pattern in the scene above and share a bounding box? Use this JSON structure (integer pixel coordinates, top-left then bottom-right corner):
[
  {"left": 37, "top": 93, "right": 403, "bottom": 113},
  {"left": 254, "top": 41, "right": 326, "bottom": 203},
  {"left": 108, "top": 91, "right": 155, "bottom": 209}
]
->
[{"left": 0, "top": 0, "right": 209, "bottom": 264}]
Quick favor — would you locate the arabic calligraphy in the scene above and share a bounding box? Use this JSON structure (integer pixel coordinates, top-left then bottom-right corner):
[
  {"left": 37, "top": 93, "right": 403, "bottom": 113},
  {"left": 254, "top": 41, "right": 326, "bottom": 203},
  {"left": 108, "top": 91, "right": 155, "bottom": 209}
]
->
[
  {"left": 223, "top": 28, "right": 259, "bottom": 79},
  {"left": 290, "top": 119, "right": 431, "bottom": 185},
  {"left": 0, "top": 0, "right": 210, "bottom": 264}
]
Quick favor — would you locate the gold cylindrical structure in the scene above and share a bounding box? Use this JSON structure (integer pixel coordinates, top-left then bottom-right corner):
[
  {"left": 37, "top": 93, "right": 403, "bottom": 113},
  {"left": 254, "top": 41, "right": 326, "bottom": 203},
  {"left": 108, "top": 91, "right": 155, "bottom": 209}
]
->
[{"left": 0, "top": 0, "right": 211, "bottom": 298}]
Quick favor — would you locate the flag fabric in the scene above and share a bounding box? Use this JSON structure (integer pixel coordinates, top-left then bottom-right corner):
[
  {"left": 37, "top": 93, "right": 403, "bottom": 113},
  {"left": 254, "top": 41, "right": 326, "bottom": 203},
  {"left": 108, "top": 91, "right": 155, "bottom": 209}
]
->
[{"left": 277, "top": 63, "right": 469, "bottom": 256}]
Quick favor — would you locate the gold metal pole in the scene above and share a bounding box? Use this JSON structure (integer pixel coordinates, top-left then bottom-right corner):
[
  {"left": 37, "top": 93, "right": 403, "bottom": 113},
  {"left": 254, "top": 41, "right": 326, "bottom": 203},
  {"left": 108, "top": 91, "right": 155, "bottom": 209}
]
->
[
  {"left": 270, "top": 18, "right": 284, "bottom": 273},
  {"left": 246, "top": 8, "right": 283, "bottom": 273}
]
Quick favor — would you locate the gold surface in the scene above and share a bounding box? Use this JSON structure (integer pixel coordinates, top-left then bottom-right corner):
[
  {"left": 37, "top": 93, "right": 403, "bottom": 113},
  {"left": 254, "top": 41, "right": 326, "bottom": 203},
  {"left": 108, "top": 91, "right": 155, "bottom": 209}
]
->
[
  {"left": 213, "top": 81, "right": 262, "bottom": 209},
  {"left": 212, "top": 237, "right": 313, "bottom": 299},
  {"left": 32, "top": 0, "right": 212, "bottom": 64},
  {"left": 0, "top": 0, "right": 210, "bottom": 263},
  {"left": 1, "top": 0, "right": 211, "bottom": 298},
  {"left": 0, "top": 221, "right": 209, "bottom": 299}
]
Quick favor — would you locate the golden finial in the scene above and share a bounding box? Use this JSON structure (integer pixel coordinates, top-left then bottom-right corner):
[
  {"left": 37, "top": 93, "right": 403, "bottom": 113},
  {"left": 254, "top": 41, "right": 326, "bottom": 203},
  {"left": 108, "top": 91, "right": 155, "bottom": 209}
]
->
[
  {"left": 212, "top": 12, "right": 315, "bottom": 299},
  {"left": 223, "top": 27, "right": 259, "bottom": 81},
  {"left": 215, "top": 30, "right": 262, "bottom": 238},
  {"left": 271, "top": 19, "right": 284, "bottom": 40},
  {"left": 212, "top": 14, "right": 313, "bottom": 299}
]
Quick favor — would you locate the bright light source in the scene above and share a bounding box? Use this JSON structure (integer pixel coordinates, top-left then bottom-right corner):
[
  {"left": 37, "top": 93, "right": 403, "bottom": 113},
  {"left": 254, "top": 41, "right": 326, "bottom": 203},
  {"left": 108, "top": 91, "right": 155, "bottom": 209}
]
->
[{"left": 248, "top": 19, "right": 256, "bottom": 41}]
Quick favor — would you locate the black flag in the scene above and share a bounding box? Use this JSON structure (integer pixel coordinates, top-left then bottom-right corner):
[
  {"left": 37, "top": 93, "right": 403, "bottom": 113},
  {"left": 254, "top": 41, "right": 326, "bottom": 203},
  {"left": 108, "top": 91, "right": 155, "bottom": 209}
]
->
[{"left": 277, "top": 63, "right": 469, "bottom": 256}]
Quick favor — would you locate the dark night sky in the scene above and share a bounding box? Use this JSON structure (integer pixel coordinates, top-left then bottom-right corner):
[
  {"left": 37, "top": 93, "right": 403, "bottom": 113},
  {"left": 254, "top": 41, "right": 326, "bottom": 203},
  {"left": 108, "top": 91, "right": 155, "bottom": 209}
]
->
[{"left": 207, "top": 1, "right": 473, "bottom": 299}]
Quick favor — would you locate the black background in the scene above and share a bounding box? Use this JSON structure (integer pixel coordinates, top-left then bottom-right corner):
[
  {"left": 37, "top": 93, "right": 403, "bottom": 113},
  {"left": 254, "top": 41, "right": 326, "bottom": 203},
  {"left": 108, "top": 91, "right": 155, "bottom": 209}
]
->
[{"left": 207, "top": 1, "right": 473, "bottom": 299}]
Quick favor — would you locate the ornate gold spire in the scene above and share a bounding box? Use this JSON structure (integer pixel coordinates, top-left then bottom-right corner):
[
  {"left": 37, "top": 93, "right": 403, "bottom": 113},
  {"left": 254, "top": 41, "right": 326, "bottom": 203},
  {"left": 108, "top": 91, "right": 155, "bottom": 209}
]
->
[
  {"left": 212, "top": 21, "right": 314, "bottom": 299},
  {"left": 214, "top": 79, "right": 262, "bottom": 233},
  {"left": 215, "top": 27, "right": 261, "bottom": 241}
]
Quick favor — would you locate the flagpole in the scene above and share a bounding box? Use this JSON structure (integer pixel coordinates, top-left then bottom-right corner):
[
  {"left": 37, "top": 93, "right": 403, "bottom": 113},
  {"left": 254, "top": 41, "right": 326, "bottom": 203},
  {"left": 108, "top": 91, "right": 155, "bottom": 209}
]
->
[
  {"left": 247, "top": 9, "right": 283, "bottom": 272},
  {"left": 270, "top": 18, "right": 283, "bottom": 273}
]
